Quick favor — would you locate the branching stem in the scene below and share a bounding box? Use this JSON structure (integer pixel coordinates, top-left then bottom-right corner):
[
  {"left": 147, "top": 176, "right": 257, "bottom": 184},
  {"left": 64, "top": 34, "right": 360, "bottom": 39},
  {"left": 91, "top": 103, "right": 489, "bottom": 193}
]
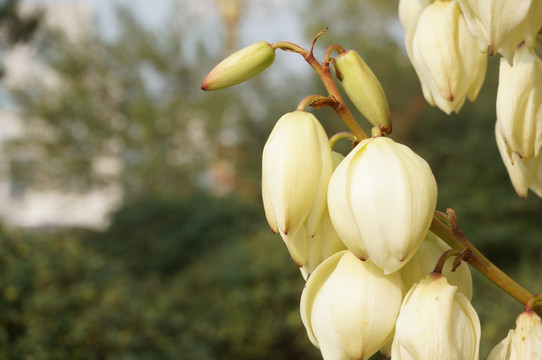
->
[
  {"left": 430, "top": 209, "right": 540, "bottom": 316},
  {"left": 271, "top": 32, "right": 368, "bottom": 142}
]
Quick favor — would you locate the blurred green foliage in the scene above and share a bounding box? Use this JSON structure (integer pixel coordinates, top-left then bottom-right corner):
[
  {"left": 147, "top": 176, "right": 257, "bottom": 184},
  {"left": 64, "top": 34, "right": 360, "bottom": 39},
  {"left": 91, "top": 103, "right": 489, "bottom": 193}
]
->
[
  {"left": 0, "top": 193, "right": 320, "bottom": 359},
  {"left": 0, "top": 0, "right": 540, "bottom": 359}
]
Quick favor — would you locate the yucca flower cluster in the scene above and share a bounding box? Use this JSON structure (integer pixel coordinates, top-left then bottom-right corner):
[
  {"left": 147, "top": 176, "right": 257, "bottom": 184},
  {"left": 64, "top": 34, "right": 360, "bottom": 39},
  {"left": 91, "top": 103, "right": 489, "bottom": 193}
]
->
[
  {"left": 201, "top": 3, "right": 542, "bottom": 357},
  {"left": 260, "top": 58, "right": 481, "bottom": 360},
  {"left": 398, "top": 0, "right": 542, "bottom": 199}
]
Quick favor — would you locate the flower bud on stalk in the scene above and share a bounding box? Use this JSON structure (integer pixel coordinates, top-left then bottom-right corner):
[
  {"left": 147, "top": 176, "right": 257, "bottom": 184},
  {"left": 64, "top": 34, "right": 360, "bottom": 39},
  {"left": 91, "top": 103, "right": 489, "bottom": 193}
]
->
[
  {"left": 392, "top": 273, "right": 481, "bottom": 360},
  {"left": 201, "top": 41, "right": 275, "bottom": 91},
  {"left": 495, "top": 122, "right": 542, "bottom": 198},
  {"left": 405, "top": 0, "right": 487, "bottom": 114},
  {"left": 497, "top": 45, "right": 542, "bottom": 160},
  {"left": 456, "top": 0, "right": 542, "bottom": 63},
  {"left": 334, "top": 50, "right": 392, "bottom": 132},
  {"left": 327, "top": 136, "right": 437, "bottom": 274},
  {"left": 300, "top": 250, "right": 403, "bottom": 360},
  {"left": 399, "top": 231, "right": 473, "bottom": 300},
  {"left": 487, "top": 309, "right": 542, "bottom": 360},
  {"left": 262, "top": 111, "right": 333, "bottom": 267}
]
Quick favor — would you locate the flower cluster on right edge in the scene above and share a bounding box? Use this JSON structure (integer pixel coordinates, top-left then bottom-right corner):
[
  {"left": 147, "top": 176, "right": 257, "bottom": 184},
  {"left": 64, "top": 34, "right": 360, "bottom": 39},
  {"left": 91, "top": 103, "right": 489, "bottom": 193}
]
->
[{"left": 399, "top": 0, "right": 542, "bottom": 199}]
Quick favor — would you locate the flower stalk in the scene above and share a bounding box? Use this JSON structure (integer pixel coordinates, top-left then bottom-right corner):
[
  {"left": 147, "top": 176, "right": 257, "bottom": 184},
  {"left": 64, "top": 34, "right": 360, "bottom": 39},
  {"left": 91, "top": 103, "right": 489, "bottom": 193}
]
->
[
  {"left": 430, "top": 209, "right": 540, "bottom": 315},
  {"left": 272, "top": 32, "right": 368, "bottom": 142}
]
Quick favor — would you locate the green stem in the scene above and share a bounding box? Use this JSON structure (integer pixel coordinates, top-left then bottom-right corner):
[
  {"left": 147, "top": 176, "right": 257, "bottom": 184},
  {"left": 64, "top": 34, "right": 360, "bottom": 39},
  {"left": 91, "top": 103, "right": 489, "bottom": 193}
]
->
[
  {"left": 329, "top": 131, "right": 356, "bottom": 150},
  {"left": 525, "top": 293, "right": 542, "bottom": 313},
  {"left": 430, "top": 210, "right": 539, "bottom": 315}
]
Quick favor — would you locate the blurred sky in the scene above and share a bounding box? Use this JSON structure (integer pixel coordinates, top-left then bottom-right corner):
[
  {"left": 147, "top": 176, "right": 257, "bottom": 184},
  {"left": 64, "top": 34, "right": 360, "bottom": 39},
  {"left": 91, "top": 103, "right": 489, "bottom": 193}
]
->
[
  {"left": 28, "top": 0, "right": 306, "bottom": 44},
  {"left": 30, "top": 0, "right": 173, "bottom": 38}
]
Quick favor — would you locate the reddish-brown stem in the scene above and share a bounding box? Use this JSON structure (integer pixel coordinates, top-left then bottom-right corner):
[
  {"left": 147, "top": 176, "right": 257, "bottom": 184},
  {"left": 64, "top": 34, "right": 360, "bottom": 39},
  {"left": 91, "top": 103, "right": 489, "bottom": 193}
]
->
[{"left": 271, "top": 41, "right": 368, "bottom": 142}]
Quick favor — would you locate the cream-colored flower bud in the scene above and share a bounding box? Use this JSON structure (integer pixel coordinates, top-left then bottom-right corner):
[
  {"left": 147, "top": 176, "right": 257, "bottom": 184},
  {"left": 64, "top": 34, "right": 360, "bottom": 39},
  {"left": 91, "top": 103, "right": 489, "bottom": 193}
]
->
[
  {"left": 300, "top": 250, "right": 403, "bottom": 360},
  {"left": 495, "top": 122, "right": 542, "bottom": 199},
  {"left": 201, "top": 41, "right": 275, "bottom": 90},
  {"left": 262, "top": 111, "right": 333, "bottom": 266},
  {"left": 399, "top": 231, "right": 473, "bottom": 300},
  {"left": 334, "top": 50, "right": 392, "bottom": 131},
  {"left": 392, "top": 272, "right": 481, "bottom": 360},
  {"left": 456, "top": 0, "right": 542, "bottom": 63},
  {"left": 405, "top": 0, "right": 487, "bottom": 114},
  {"left": 487, "top": 309, "right": 542, "bottom": 360},
  {"left": 497, "top": 45, "right": 542, "bottom": 160},
  {"left": 327, "top": 136, "right": 437, "bottom": 274}
]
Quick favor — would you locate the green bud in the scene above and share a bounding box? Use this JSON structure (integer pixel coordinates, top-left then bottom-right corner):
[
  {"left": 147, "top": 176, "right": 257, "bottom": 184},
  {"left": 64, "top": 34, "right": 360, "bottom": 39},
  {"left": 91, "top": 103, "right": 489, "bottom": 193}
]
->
[
  {"left": 334, "top": 50, "right": 392, "bottom": 132},
  {"left": 201, "top": 41, "right": 275, "bottom": 91}
]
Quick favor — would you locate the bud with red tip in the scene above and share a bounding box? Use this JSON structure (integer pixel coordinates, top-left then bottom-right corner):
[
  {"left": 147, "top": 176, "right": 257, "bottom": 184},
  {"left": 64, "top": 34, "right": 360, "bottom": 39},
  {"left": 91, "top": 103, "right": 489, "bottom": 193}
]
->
[{"left": 201, "top": 41, "right": 276, "bottom": 91}]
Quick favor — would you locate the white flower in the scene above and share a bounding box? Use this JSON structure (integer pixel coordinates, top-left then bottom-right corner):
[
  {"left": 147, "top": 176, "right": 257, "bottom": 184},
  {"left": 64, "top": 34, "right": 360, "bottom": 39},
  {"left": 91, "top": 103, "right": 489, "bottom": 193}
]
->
[
  {"left": 392, "top": 272, "right": 481, "bottom": 360},
  {"left": 495, "top": 122, "right": 542, "bottom": 199},
  {"left": 497, "top": 45, "right": 542, "bottom": 160},
  {"left": 303, "top": 152, "right": 347, "bottom": 280},
  {"left": 456, "top": 0, "right": 542, "bottom": 63},
  {"left": 405, "top": 0, "right": 487, "bottom": 114},
  {"left": 327, "top": 136, "right": 437, "bottom": 274},
  {"left": 300, "top": 250, "right": 403, "bottom": 360},
  {"left": 262, "top": 111, "right": 333, "bottom": 266},
  {"left": 488, "top": 309, "right": 542, "bottom": 360}
]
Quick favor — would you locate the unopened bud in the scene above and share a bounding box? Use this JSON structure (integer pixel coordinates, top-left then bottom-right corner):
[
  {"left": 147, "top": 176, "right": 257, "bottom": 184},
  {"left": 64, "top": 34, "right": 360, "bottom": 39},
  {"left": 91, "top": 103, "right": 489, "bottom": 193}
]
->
[
  {"left": 201, "top": 41, "right": 275, "bottom": 91},
  {"left": 488, "top": 309, "right": 542, "bottom": 360},
  {"left": 334, "top": 50, "right": 392, "bottom": 132},
  {"left": 392, "top": 273, "right": 481, "bottom": 360}
]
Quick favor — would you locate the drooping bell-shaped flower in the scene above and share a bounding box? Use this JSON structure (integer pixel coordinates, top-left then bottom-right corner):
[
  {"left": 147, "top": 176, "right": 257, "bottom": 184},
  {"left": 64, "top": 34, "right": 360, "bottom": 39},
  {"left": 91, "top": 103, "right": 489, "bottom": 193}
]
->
[
  {"left": 392, "top": 272, "right": 481, "bottom": 360},
  {"left": 327, "top": 136, "right": 437, "bottom": 274},
  {"left": 201, "top": 41, "right": 276, "bottom": 90},
  {"left": 487, "top": 309, "right": 542, "bottom": 360},
  {"left": 497, "top": 44, "right": 542, "bottom": 160},
  {"left": 456, "top": 0, "right": 542, "bottom": 63},
  {"left": 300, "top": 250, "right": 403, "bottom": 360},
  {"left": 405, "top": 0, "right": 487, "bottom": 114},
  {"left": 495, "top": 122, "right": 542, "bottom": 199},
  {"left": 303, "top": 152, "right": 347, "bottom": 280},
  {"left": 333, "top": 50, "right": 392, "bottom": 132},
  {"left": 262, "top": 111, "right": 333, "bottom": 267},
  {"left": 399, "top": 231, "right": 473, "bottom": 300}
]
